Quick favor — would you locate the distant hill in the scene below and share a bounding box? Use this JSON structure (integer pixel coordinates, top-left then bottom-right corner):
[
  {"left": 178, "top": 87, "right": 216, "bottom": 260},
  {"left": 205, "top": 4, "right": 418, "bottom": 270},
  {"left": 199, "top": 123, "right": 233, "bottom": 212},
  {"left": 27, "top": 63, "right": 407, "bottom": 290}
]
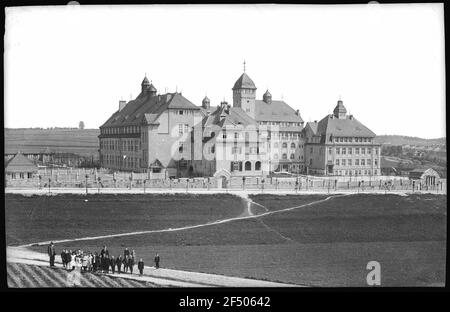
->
[
  {"left": 4, "top": 128, "right": 100, "bottom": 157},
  {"left": 374, "top": 135, "right": 446, "bottom": 146}
]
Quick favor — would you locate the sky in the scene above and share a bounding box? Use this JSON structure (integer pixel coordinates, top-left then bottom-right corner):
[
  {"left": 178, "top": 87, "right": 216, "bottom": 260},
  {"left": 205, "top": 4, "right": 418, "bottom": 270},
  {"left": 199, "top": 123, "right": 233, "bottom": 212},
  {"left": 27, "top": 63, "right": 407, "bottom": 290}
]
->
[{"left": 4, "top": 3, "right": 445, "bottom": 138}]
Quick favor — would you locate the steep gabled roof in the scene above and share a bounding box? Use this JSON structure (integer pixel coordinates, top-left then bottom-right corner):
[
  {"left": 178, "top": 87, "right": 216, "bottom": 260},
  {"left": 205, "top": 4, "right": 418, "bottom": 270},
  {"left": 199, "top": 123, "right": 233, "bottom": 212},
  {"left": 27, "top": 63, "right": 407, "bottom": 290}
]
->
[
  {"left": 101, "top": 92, "right": 199, "bottom": 128},
  {"left": 305, "top": 121, "right": 319, "bottom": 135},
  {"left": 255, "top": 100, "right": 304, "bottom": 123},
  {"left": 5, "top": 153, "right": 38, "bottom": 173},
  {"left": 316, "top": 114, "right": 376, "bottom": 137},
  {"left": 202, "top": 105, "right": 257, "bottom": 136}
]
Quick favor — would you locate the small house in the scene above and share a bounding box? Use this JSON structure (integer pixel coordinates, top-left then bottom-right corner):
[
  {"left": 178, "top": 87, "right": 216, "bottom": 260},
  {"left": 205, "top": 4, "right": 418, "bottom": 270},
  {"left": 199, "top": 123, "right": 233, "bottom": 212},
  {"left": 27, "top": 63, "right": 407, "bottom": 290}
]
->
[
  {"left": 408, "top": 168, "right": 440, "bottom": 186},
  {"left": 5, "top": 152, "right": 38, "bottom": 180}
]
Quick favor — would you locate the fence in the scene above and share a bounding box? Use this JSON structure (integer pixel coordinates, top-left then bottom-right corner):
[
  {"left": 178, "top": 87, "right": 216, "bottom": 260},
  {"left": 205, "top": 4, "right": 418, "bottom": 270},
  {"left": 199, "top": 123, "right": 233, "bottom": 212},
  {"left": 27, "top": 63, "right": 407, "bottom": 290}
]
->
[{"left": 5, "top": 169, "right": 447, "bottom": 194}]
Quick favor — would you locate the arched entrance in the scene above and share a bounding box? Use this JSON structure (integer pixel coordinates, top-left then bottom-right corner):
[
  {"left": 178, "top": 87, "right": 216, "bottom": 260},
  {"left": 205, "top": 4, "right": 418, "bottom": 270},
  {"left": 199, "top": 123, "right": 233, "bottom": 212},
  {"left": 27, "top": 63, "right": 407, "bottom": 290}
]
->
[{"left": 213, "top": 168, "right": 231, "bottom": 189}]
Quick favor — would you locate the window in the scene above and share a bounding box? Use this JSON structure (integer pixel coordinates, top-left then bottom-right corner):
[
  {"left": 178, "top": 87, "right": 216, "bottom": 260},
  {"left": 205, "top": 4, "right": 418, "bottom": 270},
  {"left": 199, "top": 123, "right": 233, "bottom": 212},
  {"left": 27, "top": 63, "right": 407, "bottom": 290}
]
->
[
  {"left": 340, "top": 137, "right": 344, "bottom": 142},
  {"left": 184, "top": 124, "right": 190, "bottom": 133},
  {"left": 178, "top": 124, "right": 183, "bottom": 135},
  {"left": 329, "top": 148, "right": 332, "bottom": 154},
  {"left": 361, "top": 159, "right": 365, "bottom": 166},
  {"left": 336, "top": 159, "right": 340, "bottom": 166},
  {"left": 255, "top": 161, "right": 261, "bottom": 171},
  {"left": 291, "top": 143, "right": 296, "bottom": 148},
  {"left": 336, "top": 148, "right": 340, "bottom": 155},
  {"left": 310, "top": 147, "right": 313, "bottom": 154},
  {"left": 234, "top": 132, "right": 239, "bottom": 139},
  {"left": 274, "top": 154, "right": 279, "bottom": 160},
  {"left": 361, "top": 148, "right": 365, "bottom": 155},
  {"left": 348, "top": 148, "right": 352, "bottom": 155},
  {"left": 282, "top": 142, "right": 288, "bottom": 148},
  {"left": 355, "top": 159, "right": 360, "bottom": 166},
  {"left": 342, "top": 159, "right": 346, "bottom": 166},
  {"left": 290, "top": 153, "right": 295, "bottom": 160},
  {"left": 344, "top": 137, "right": 348, "bottom": 142},
  {"left": 368, "top": 148, "right": 372, "bottom": 154},
  {"left": 179, "top": 110, "right": 184, "bottom": 115},
  {"left": 367, "top": 159, "right": 371, "bottom": 166},
  {"left": 375, "top": 159, "right": 378, "bottom": 166},
  {"left": 342, "top": 148, "right": 346, "bottom": 155},
  {"left": 348, "top": 159, "right": 352, "bottom": 166},
  {"left": 282, "top": 153, "right": 287, "bottom": 160},
  {"left": 232, "top": 147, "right": 241, "bottom": 154},
  {"left": 245, "top": 161, "right": 252, "bottom": 171},
  {"left": 231, "top": 161, "right": 242, "bottom": 172},
  {"left": 355, "top": 148, "right": 359, "bottom": 155}
]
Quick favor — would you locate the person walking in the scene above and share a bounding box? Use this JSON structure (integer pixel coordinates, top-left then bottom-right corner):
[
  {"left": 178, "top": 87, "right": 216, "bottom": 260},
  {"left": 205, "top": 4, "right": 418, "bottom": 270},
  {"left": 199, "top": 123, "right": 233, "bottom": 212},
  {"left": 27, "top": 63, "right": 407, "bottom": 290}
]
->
[
  {"left": 123, "top": 255, "right": 129, "bottom": 273},
  {"left": 123, "top": 247, "right": 130, "bottom": 258},
  {"left": 93, "top": 252, "right": 99, "bottom": 272},
  {"left": 138, "top": 259, "right": 144, "bottom": 276},
  {"left": 101, "top": 245, "right": 109, "bottom": 258},
  {"left": 154, "top": 253, "right": 160, "bottom": 269},
  {"left": 116, "top": 255, "right": 122, "bottom": 274},
  {"left": 61, "top": 250, "right": 66, "bottom": 268},
  {"left": 66, "top": 250, "right": 73, "bottom": 271},
  {"left": 128, "top": 255, "right": 134, "bottom": 274},
  {"left": 47, "top": 242, "right": 56, "bottom": 267},
  {"left": 110, "top": 256, "right": 116, "bottom": 274}
]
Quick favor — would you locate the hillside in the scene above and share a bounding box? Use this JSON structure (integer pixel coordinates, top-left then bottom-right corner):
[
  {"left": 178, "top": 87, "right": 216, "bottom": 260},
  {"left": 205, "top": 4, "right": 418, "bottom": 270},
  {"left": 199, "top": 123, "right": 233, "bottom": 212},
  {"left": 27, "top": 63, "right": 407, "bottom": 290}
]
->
[
  {"left": 374, "top": 135, "right": 446, "bottom": 146},
  {"left": 4, "top": 128, "right": 100, "bottom": 157}
]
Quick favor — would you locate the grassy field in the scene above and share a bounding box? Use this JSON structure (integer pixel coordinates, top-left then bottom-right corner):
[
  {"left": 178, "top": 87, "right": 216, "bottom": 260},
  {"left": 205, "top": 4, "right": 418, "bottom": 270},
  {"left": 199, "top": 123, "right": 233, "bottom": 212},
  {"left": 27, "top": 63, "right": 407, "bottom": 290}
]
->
[
  {"left": 5, "top": 128, "right": 99, "bottom": 156},
  {"left": 6, "top": 193, "right": 447, "bottom": 286},
  {"left": 5, "top": 193, "right": 246, "bottom": 245}
]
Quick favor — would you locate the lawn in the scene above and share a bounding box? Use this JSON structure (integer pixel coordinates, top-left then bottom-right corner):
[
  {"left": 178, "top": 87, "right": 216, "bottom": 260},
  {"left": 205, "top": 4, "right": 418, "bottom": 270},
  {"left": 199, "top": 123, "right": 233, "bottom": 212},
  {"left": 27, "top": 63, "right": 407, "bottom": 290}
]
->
[
  {"left": 9, "top": 193, "right": 447, "bottom": 286},
  {"left": 5, "top": 193, "right": 245, "bottom": 245}
]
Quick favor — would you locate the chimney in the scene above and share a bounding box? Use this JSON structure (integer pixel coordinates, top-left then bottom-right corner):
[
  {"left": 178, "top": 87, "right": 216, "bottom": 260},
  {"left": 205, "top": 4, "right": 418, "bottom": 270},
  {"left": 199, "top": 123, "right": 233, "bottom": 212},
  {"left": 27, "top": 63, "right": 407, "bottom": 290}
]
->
[
  {"left": 119, "top": 100, "right": 127, "bottom": 112},
  {"left": 349, "top": 115, "right": 354, "bottom": 120},
  {"left": 296, "top": 109, "right": 300, "bottom": 116}
]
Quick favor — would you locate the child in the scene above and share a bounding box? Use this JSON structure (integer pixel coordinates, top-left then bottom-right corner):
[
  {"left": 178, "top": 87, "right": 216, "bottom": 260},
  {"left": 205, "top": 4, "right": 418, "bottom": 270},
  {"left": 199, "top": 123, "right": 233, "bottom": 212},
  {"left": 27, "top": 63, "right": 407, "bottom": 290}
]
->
[{"left": 138, "top": 259, "right": 144, "bottom": 276}]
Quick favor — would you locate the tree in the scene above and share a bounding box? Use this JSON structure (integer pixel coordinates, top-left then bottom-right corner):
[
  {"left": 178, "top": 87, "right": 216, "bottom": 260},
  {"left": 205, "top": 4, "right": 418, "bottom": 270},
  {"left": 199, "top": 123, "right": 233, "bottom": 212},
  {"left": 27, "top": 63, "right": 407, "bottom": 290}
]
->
[{"left": 79, "top": 121, "right": 85, "bottom": 129}]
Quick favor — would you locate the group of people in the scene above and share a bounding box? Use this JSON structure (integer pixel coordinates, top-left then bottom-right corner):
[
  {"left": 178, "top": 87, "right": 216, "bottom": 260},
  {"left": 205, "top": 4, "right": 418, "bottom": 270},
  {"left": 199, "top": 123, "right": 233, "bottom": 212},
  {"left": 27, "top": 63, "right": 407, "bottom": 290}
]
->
[{"left": 48, "top": 242, "right": 160, "bottom": 276}]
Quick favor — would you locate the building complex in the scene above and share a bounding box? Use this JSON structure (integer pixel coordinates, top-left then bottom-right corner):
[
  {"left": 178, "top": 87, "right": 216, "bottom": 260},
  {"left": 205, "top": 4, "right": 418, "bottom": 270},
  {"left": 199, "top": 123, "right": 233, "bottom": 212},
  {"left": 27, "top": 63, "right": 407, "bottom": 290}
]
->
[{"left": 98, "top": 69, "right": 380, "bottom": 179}]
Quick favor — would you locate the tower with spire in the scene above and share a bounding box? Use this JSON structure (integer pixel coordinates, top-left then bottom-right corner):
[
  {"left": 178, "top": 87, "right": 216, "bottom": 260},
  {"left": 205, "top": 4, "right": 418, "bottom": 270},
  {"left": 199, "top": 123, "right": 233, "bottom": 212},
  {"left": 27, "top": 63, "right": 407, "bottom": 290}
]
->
[
  {"left": 141, "top": 75, "right": 157, "bottom": 96},
  {"left": 141, "top": 75, "right": 150, "bottom": 93},
  {"left": 202, "top": 95, "right": 210, "bottom": 110},
  {"left": 333, "top": 98, "right": 347, "bottom": 119},
  {"left": 232, "top": 60, "right": 257, "bottom": 119}
]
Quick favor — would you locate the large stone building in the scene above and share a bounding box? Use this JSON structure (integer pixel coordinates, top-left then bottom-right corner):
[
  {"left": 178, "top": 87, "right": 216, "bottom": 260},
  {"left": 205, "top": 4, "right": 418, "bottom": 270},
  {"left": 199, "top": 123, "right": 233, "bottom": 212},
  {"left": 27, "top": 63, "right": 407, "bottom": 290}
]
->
[
  {"left": 301, "top": 100, "right": 381, "bottom": 176},
  {"left": 99, "top": 70, "right": 379, "bottom": 178},
  {"left": 99, "top": 77, "right": 203, "bottom": 178}
]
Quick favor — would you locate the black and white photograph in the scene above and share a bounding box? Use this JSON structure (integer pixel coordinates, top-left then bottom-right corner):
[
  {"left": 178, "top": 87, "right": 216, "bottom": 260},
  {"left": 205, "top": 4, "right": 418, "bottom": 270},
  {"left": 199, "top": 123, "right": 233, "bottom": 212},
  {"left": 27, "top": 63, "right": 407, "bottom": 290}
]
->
[{"left": 3, "top": 1, "right": 447, "bottom": 293}]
